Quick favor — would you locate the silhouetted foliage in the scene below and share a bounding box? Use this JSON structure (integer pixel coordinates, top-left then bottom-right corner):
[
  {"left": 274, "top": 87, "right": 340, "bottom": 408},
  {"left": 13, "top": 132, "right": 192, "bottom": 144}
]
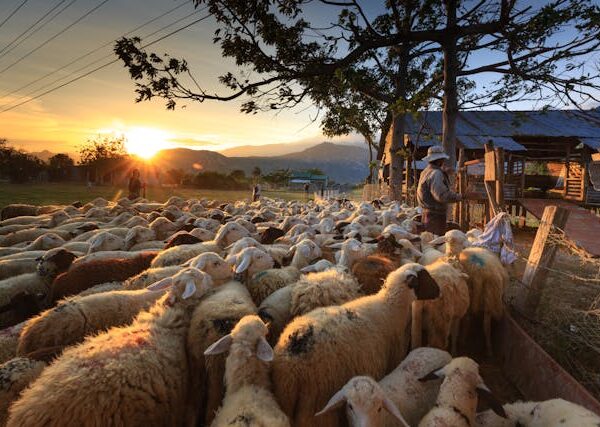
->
[
  {"left": 0, "top": 139, "right": 46, "bottom": 183},
  {"left": 48, "top": 154, "right": 75, "bottom": 181},
  {"left": 262, "top": 168, "right": 291, "bottom": 187},
  {"left": 193, "top": 171, "right": 249, "bottom": 190}
]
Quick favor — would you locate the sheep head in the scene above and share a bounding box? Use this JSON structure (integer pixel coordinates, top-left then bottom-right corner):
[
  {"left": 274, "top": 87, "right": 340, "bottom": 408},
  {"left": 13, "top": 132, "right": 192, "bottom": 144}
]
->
[
  {"left": 204, "top": 314, "right": 273, "bottom": 362},
  {"left": 233, "top": 247, "right": 274, "bottom": 279},
  {"left": 214, "top": 222, "right": 251, "bottom": 248},
  {"left": 37, "top": 248, "right": 77, "bottom": 279},
  {"left": 384, "top": 263, "right": 440, "bottom": 301},
  {"left": 125, "top": 226, "right": 156, "bottom": 250},
  {"left": 88, "top": 232, "right": 125, "bottom": 253},
  {"left": 188, "top": 252, "right": 233, "bottom": 285},
  {"left": 147, "top": 267, "right": 214, "bottom": 307},
  {"left": 316, "top": 376, "right": 409, "bottom": 427}
]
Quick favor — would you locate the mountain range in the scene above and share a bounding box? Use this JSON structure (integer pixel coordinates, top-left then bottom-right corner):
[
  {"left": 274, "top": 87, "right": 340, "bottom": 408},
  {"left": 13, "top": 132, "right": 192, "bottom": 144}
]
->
[{"left": 154, "top": 142, "right": 370, "bottom": 183}]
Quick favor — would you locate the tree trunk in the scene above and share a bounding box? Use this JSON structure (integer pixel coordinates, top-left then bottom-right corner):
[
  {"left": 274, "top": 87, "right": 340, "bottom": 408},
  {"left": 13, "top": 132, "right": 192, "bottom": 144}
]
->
[
  {"left": 389, "top": 112, "right": 405, "bottom": 201},
  {"left": 377, "top": 111, "right": 393, "bottom": 161},
  {"left": 442, "top": 0, "right": 458, "bottom": 168},
  {"left": 366, "top": 136, "right": 374, "bottom": 184}
]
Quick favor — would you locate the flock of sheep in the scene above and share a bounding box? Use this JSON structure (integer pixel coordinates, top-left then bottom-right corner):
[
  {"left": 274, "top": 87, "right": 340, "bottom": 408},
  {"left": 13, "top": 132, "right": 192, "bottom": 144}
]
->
[{"left": 0, "top": 196, "right": 598, "bottom": 427}]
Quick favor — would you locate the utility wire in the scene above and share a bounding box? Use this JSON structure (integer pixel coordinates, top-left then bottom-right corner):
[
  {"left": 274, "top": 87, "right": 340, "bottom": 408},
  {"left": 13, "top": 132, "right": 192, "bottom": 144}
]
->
[
  {"left": 0, "top": 1, "right": 194, "bottom": 100},
  {"left": 0, "top": 0, "right": 69, "bottom": 57},
  {"left": 0, "top": 0, "right": 30, "bottom": 31},
  {"left": 0, "top": 0, "right": 77, "bottom": 60},
  {"left": 0, "top": 12, "right": 211, "bottom": 113},
  {"left": 0, "top": 0, "right": 111, "bottom": 75},
  {"left": 0, "top": 5, "right": 206, "bottom": 103}
]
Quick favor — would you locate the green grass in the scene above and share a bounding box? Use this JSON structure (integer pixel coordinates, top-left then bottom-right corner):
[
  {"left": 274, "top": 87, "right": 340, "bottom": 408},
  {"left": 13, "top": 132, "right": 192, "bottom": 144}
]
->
[{"left": 0, "top": 182, "right": 362, "bottom": 210}]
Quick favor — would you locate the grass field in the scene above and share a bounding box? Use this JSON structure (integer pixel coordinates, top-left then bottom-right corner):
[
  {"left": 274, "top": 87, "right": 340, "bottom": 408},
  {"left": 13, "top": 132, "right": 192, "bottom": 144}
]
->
[{"left": 0, "top": 182, "right": 359, "bottom": 209}]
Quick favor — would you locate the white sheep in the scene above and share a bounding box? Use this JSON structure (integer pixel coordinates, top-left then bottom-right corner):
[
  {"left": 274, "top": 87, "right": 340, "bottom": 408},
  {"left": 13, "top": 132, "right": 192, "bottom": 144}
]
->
[
  {"left": 0, "top": 322, "right": 26, "bottom": 364},
  {"left": 124, "top": 225, "right": 156, "bottom": 250},
  {"left": 476, "top": 398, "right": 600, "bottom": 427},
  {"left": 17, "top": 288, "right": 166, "bottom": 361},
  {"left": 300, "top": 259, "right": 335, "bottom": 274},
  {"left": 204, "top": 315, "right": 290, "bottom": 427},
  {"left": 7, "top": 267, "right": 215, "bottom": 427},
  {"left": 123, "top": 266, "right": 183, "bottom": 290},
  {"left": 272, "top": 263, "right": 441, "bottom": 427},
  {"left": 187, "top": 281, "right": 257, "bottom": 426},
  {"left": 0, "top": 357, "right": 46, "bottom": 425},
  {"left": 87, "top": 231, "right": 125, "bottom": 253},
  {"left": 411, "top": 260, "right": 470, "bottom": 354},
  {"left": 288, "top": 239, "right": 322, "bottom": 269},
  {"left": 187, "top": 252, "right": 234, "bottom": 285},
  {"left": 418, "top": 357, "right": 506, "bottom": 427},
  {"left": 318, "top": 347, "right": 452, "bottom": 427},
  {"left": 419, "top": 231, "right": 444, "bottom": 266}
]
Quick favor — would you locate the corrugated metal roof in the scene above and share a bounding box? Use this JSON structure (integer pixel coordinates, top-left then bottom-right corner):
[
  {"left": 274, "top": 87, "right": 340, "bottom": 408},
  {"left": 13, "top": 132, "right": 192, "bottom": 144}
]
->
[{"left": 404, "top": 109, "right": 600, "bottom": 151}]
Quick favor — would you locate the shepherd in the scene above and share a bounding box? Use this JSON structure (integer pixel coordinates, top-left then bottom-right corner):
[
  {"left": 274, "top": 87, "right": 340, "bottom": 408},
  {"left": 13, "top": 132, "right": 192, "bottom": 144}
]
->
[
  {"left": 128, "top": 168, "right": 144, "bottom": 200},
  {"left": 252, "top": 182, "right": 261, "bottom": 202},
  {"left": 417, "top": 145, "right": 462, "bottom": 236}
]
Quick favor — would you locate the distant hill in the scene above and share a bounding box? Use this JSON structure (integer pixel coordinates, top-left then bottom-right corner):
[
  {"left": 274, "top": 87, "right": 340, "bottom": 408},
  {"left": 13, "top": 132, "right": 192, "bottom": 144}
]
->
[
  {"left": 155, "top": 142, "right": 369, "bottom": 183},
  {"left": 219, "top": 141, "right": 317, "bottom": 157}
]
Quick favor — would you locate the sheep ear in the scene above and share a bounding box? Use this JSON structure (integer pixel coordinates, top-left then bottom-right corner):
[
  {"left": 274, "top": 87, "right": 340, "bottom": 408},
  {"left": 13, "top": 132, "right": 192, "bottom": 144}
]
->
[
  {"left": 256, "top": 337, "right": 274, "bottom": 362},
  {"left": 429, "top": 236, "right": 446, "bottom": 246},
  {"left": 235, "top": 254, "right": 251, "bottom": 274},
  {"left": 418, "top": 366, "right": 445, "bottom": 382},
  {"left": 147, "top": 277, "right": 173, "bottom": 292},
  {"left": 315, "top": 389, "right": 346, "bottom": 416},
  {"left": 476, "top": 385, "right": 507, "bottom": 418},
  {"left": 300, "top": 265, "right": 315, "bottom": 273},
  {"left": 181, "top": 280, "right": 197, "bottom": 299},
  {"left": 328, "top": 242, "right": 343, "bottom": 249},
  {"left": 300, "top": 245, "right": 311, "bottom": 259},
  {"left": 204, "top": 334, "right": 233, "bottom": 356},
  {"left": 408, "top": 269, "right": 440, "bottom": 300},
  {"left": 382, "top": 396, "right": 410, "bottom": 427}
]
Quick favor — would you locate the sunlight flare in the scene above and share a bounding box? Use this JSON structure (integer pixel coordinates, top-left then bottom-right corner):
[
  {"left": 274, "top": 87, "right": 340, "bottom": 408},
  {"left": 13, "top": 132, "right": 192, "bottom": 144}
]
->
[{"left": 124, "top": 127, "right": 171, "bottom": 159}]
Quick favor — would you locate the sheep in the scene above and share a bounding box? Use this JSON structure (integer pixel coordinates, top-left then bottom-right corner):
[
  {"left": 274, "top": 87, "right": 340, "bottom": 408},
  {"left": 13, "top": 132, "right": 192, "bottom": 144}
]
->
[
  {"left": 123, "top": 266, "right": 183, "bottom": 290},
  {"left": 187, "top": 252, "right": 234, "bottom": 286},
  {"left": 351, "top": 255, "right": 398, "bottom": 295},
  {"left": 0, "top": 228, "right": 71, "bottom": 247},
  {"left": 272, "top": 263, "right": 441, "bottom": 427},
  {"left": 246, "top": 266, "right": 301, "bottom": 306},
  {"left": 258, "top": 285, "right": 294, "bottom": 346},
  {"left": 301, "top": 259, "right": 335, "bottom": 274},
  {"left": 0, "top": 248, "right": 77, "bottom": 327},
  {"left": 0, "top": 204, "right": 39, "bottom": 220},
  {"left": 76, "top": 281, "right": 123, "bottom": 297},
  {"left": 290, "top": 269, "right": 361, "bottom": 317},
  {"left": 17, "top": 288, "right": 166, "bottom": 361},
  {"left": 429, "top": 229, "right": 471, "bottom": 258},
  {"left": 330, "top": 238, "right": 375, "bottom": 269},
  {"left": 419, "top": 231, "right": 444, "bottom": 266},
  {"left": 149, "top": 216, "right": 180, "bottom": 240},
  {"left": 476, "top": 398, "right": 600, "bottom": 427},
  {"left": 164, "top": 231, "right": 203, "bottom": 248},
  {"left": 457, "top": 247, "right": 509, "bottom": 356},
  {"left": 0, "top": 357, "right": 47, "bottom": 426},
  {"left": 0, "top": 257, "right": 39, "bottom": 280},
  {"left": 190, "top": 227, "right": 216, "bottom": 242},
  {"left": 411, "top": 260, "right": 470, "bottom": 354},
  {"left": 0, "top": 322, "right": 26, "bottom": 364},
  {"left": 204, "top": 315, "right": 290, "bottom": 427},
  {"left": 7, "top": 267, "right": 215, "bottom": 427},
  {"left": 70, "top": 250, "right": 147, "bottom": 267},
  {"left": 87, "top": 231, "right": 126, "bottom": 253},
  {"left": 49, "top": 251, "right": 157, "bottom": 303},
  {"left": 0, "top": 233, "right": 66, "bottom": 257},
  {"left": 124, "top": 225, "right": 156, "bottom": 250},
  {"left": 288, "top": 239, "right": 322, "bottom": 269},
  {"left": 151, "top": 222, "right": 250, "bottom": 267},
  {"left": 418, "top": 357, "right": 506, "bottom": 427},
  {"left": 186, "top": 281, "right": 257, "bottom": 426},
  {"left": 318, "top": 347, "right": 451, "bottom": 427}
]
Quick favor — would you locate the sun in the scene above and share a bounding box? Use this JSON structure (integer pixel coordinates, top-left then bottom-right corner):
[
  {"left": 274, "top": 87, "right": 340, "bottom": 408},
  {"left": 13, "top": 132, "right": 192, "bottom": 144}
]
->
[{"left": 124, "top": 127, "right": 170, "bottom": 160}]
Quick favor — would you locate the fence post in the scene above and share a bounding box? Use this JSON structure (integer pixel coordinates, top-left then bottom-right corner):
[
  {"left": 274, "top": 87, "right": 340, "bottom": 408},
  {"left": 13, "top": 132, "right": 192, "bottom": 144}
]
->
[{"left": 518, "top": 205, "right": 570, "bottom": 313}]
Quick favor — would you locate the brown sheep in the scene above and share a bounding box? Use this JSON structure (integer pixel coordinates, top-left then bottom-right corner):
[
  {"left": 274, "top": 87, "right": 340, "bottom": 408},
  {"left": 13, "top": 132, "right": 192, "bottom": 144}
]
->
[
  {"left": 351, "top": 255, "right": 398, "bottom": 295},
  {"left": 49, "top": 251, "right": 157, "bottom": 303}
]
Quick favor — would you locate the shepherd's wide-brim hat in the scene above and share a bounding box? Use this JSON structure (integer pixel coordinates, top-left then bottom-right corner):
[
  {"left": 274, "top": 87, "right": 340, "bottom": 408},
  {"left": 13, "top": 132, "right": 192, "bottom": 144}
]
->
[{"left": 421, "top": 145, "right": 450, "bottom": 163}]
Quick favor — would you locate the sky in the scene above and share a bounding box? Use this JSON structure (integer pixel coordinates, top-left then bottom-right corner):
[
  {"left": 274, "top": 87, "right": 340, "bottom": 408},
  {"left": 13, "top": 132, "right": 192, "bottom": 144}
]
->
[
  {"left": 0, "top": 0, "right": 357, "bottom": 156},
  {"left": 0, "top": 0, "right": 598, "bottom": 158}
]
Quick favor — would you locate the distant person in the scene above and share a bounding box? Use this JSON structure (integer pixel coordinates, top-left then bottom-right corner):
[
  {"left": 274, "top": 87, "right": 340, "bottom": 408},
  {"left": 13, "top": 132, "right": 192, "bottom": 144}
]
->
[
  {"left": 416, "top": 146, "right": 462, "bottom": 236},
  {"left": 252, "top": 183, "right": 261, "bottom": 202},
  {"left": 128, "top": 169, "right": 143, "bottom": 200},
  {"left": 304, "top": 183, "right": 310, "bottom": 199},
  {"left": 320, "top": 184, "right": 324, "bottom": 198}
]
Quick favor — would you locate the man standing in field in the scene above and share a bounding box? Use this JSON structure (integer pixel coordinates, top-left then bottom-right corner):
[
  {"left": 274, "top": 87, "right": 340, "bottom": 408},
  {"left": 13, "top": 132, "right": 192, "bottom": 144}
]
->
[
  {"left": 417, "top": 145, "right": 462, "bottom": 236},
  {"left": 128, "top": 169, "right": 144, "bottom": 200}
]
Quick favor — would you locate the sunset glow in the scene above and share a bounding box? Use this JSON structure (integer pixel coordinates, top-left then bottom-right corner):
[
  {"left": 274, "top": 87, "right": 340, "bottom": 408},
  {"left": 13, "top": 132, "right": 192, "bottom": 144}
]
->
[{"left": 124, "top": 127, "right": 171, "bottom": 160}]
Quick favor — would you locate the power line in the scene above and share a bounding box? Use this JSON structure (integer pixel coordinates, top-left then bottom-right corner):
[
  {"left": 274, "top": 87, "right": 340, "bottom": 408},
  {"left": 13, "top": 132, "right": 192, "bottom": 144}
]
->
[
  {"left": 0, "top": 0, "right": 30, "bottom": 31},
  {"left": 0, "top": 0, "right": 69, "bottom": 57},
  {"left": 0, "top": 13, "right": 211, "bottom": 114},
  {"left": 0, "top": 0, "right": 111, "bottom": 75},
  {"left": 0, "top": 5, "right": 205, "bottom": 102},
  {"left": 0, "top": 0, "right": 77, "bottom": 60}
]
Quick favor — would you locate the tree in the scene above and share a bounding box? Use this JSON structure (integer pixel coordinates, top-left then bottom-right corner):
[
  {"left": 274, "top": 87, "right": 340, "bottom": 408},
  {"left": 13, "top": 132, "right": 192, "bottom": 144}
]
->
[
  {"left": 115, "top": 0, "right": 600, "bottom": 198},
  {"left": 48, "top": 154, "right": 75, "bottom": 181},
  {"left": 165, "top": 168, "right": 186, "bottom": 185},
  {"left": 263, "top": 168, "right": 291, "bottom": 187},
  {"left": 0, "top": 139, "right": 46, "bottom": 183},
  {"left": 252, "top": 167, "right": 262, "bottom": 180},
  {"left": 229, "top": 169, "right": 246, "bottom": 181},
  {"left": 305, "top": 168, "right": 325, "bottom": 176},
  {"left": 78, "top": 135, "right": 128, "bottom": 184}
]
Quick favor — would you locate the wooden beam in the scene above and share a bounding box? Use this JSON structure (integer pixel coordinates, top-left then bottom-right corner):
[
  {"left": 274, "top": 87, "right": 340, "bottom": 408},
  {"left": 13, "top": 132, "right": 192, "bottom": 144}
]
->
[
  {"left": 519, "top": 205, "right": 570, "bottom": 313},
  {"left": 495, "top": 147, "right": 505, "bottom": 211}
]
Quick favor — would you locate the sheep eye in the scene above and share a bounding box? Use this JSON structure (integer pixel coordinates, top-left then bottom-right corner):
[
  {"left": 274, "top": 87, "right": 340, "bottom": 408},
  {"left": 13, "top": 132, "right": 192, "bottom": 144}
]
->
[
  {"left": 377, "top": 407, "right": 382, "bottom": 413},
  {"left": 348, "top": 404, "right": 353, "bottom": 411}
]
